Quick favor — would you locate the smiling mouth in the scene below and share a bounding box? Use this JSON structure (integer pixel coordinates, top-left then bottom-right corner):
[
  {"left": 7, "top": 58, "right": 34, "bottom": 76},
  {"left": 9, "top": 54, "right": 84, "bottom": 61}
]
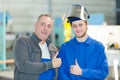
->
[
  {"left": 77, "top": 31, "right": 82, "bottom": 34},
  {"left": 41, "top": 32, "right": 47, "bottom": 34}
]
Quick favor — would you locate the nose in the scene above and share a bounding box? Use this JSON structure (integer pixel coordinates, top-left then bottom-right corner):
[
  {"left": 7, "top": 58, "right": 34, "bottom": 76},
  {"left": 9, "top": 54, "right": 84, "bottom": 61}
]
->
[
  {"left": 43, "top": 24, "right": 48, "bottom": 30},
  {"left": 76, "top": 26, "right": 80, "bottom": 30}
]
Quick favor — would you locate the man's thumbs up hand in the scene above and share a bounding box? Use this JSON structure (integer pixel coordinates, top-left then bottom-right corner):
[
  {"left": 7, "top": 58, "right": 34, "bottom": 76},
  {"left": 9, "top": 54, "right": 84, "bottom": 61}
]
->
[
  {"left": 53, "top": 52, "right": 58, "bottom": 59},
  {"left": 52, "top": 52, "right": 62, "bottom": 68},
  {"left": 70, "top": 59, "right": 82, "bottom": 75},
  {"left": 75, "top": 59, "right": 79, "bottom": 66}
]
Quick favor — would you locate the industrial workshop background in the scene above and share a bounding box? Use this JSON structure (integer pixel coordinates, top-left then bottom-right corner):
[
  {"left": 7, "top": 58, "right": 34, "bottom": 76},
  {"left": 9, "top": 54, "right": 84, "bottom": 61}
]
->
[{"left": 0, "top": 0, "right": 120, "bottom": 80}]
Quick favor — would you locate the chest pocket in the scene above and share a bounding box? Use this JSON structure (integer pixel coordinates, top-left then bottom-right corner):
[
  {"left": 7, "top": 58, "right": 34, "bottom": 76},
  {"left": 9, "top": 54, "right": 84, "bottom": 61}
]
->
[
  {"left": 25, "top": 37, "right": 41, "bottom": 62},
  {"left": 28, "top": 48, "right": 41, "bottom": 62}
]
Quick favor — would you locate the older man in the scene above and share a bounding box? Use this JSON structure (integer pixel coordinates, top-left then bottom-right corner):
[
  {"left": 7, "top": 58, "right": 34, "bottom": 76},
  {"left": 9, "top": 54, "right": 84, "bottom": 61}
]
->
[{"left": 13, "top": 14, "right": 62, "bottom": 80}]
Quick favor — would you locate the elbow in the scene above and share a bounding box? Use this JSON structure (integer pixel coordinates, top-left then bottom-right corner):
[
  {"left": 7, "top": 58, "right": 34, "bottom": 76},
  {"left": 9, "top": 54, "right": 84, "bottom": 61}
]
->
[
  {"left": 16, "top": 61, "right": 29, "bottom": 73},
  {"left": 101, "top": 68, "right": 109, "bottom": 79},
  {"left": 104, "top": 69, "right": 109, "bottom": 79}
]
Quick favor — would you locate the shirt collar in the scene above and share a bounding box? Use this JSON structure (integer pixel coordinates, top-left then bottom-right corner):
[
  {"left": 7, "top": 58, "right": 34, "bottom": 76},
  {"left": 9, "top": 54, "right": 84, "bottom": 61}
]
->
[
  {"left": 30, "top": 33, "right": 51, "bottom": 47},
  {"left": 72, "top": 36, "right": 92, "bottom": 45}
]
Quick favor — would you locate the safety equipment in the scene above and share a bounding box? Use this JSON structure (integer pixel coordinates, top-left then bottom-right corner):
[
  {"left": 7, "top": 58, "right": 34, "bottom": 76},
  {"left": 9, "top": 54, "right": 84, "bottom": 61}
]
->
[{"left": 63, "top": 4, "right": 90, "bottom": 23}]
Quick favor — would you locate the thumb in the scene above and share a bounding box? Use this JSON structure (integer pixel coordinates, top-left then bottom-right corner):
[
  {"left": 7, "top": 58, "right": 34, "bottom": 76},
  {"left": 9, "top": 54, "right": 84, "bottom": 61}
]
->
[
  {"left": 53, "top": 52, "right": 58, "bottom": 59},
  {"left": 75, "top": 59, "right": 78, "bottom": 66}
]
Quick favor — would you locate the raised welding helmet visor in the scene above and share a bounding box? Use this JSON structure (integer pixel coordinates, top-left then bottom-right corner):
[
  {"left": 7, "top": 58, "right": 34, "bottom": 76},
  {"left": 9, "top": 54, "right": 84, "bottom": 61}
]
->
[{"left": 63, "top": 4, "right": 90, "bottom": 23}]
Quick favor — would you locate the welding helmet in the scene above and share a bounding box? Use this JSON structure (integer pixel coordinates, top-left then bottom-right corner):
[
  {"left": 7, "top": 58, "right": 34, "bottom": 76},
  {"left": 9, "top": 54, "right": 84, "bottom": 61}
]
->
[{"left": 63, "top": 4, "right": 90, "bottom": 23}]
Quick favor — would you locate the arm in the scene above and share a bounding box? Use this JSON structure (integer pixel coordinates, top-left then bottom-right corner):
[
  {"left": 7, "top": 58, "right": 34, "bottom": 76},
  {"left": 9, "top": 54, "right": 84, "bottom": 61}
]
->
[
  {"left": 82, "top": 62, "right": 108, "bottom": 80},
  {"left": 13, "top": 37, "right": 53, "bottom": 74},
  {"left": 81, "top": 46, "right": 109, "bottom": 79},
  {"left": 70, "top": 45, "right": 108, "bottom": 80},
  {"left": 58, "top": 45, "right": 71, "bottom": 80}
]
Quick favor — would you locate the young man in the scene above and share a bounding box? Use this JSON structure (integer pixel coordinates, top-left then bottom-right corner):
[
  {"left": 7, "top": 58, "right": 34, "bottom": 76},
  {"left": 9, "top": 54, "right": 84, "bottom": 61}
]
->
[
  {"left": 13, "top": 14, "right": 62, "bottom": 80},
  {"left": 58, "top": 4, "right": 109, "bottom": 80}
]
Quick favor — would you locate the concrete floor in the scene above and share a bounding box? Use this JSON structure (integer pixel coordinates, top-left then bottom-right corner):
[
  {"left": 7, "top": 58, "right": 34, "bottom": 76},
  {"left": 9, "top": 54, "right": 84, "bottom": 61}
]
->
[
  {"left": 0, "top": 64, "right": 14, "bottom": 80},
  {"left": 0, "top": 70, "right": 13, "bottom": 80}
]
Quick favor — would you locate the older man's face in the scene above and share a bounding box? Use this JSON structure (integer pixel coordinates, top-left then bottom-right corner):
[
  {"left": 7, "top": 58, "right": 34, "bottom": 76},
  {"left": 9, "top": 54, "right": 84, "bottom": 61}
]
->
[{"left": 34, "top": 16, "right": 53, "bottom": 41}]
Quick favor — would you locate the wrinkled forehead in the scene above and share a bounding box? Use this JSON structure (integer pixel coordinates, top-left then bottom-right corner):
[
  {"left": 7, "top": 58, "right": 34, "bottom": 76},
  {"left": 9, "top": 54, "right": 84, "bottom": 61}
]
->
[{"left": 37, "top": 16, "right": 53, "bottom": 25}]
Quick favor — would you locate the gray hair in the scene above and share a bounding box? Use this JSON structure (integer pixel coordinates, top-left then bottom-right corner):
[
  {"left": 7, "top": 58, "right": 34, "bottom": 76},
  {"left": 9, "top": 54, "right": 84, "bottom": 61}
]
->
[{"left": 37, "top": 14, "right": 53, "bottom": 22}]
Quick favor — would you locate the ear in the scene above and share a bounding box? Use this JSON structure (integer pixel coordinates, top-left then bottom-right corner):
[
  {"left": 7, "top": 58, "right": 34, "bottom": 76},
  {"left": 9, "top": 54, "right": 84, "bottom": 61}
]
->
[
  {"left": 34, "top": 22, "right": 38, "bottom": 28},
  {"left": 84, "top": 21, "right": 88, "bottom": 29},
  {"left": 84, "top": 21, "right": 88, "bottom": 25}
]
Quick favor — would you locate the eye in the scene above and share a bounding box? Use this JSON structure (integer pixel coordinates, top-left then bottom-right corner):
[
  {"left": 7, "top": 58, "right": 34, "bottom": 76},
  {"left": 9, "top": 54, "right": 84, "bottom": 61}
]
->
[
  {"left": 78, "top": 24, "right": 83, "bottom": 27},
  {"left": 72, "top": 24, "right": 77, "bottom": 28},
  {"left": 40, "top": 23, "right": 45, "bottom": 26},
  {"left": 47, "top": 24, "right": 52, "bottom": 28}
]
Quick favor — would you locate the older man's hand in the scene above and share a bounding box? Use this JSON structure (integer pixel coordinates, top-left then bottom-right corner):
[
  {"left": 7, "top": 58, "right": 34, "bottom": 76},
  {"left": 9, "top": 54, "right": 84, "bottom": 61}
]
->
[{"left": 52, "top": 52, "right": 62, "bottom": 68}]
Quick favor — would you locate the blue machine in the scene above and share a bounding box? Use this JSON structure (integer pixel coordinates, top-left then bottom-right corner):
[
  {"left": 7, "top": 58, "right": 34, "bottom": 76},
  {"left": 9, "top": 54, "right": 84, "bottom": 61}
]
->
[
  {"left": 0, "top": 12, "right": 6, "bottom": 70},
  {"left": 54, "top": 17, "right": 64, "bottom": 48},
  {"left": 88, "top": 13, "right": 104, "bottom": 25}
]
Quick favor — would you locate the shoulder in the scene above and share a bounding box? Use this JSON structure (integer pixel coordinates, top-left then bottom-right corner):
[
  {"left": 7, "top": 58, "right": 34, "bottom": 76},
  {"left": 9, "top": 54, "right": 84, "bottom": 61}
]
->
[
  {"left": 49, "top": 42, "right": 57, "bottom": 49},
  {"left": 16, "top": 36, "right": 29, "bottom": 42},
  {"left": 48, "top": 42, "right": 58, "bottom": 57},
  {"left": 49, "top": 42, "right": 58, "bottom": 52},
  {"left": 60, "top": 39, "right": 74, "bottom": 49},
  {"left": 89, "top": 37, "right": 104, "bottom": 48},
  {"left": 13, "top": 36, "right": 31, "bottom": 52},
  {"left": 15, "top": 36, "right": 30, "bottom": 46}
]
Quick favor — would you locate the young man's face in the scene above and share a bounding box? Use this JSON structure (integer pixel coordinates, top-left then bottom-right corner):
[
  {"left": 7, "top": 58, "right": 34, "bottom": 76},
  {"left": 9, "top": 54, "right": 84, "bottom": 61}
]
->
[
  {"left": 71, "top": 20, "right": 87, "bottom": 38},
  {"left": 34, "top": 16, "right": 53, "bottom": 41}
]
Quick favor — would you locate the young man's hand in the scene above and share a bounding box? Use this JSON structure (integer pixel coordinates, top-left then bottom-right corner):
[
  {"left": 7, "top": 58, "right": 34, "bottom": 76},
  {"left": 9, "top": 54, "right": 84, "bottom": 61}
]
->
[{"left": 70, "top": 59, "right": 82, "bottom": 75}]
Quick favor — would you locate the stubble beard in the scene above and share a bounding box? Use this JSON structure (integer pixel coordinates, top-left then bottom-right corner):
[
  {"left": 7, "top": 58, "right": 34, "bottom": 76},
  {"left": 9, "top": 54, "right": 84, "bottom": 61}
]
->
[{"left": 75, "top": 30, "right": 87, "bottom": 38}]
